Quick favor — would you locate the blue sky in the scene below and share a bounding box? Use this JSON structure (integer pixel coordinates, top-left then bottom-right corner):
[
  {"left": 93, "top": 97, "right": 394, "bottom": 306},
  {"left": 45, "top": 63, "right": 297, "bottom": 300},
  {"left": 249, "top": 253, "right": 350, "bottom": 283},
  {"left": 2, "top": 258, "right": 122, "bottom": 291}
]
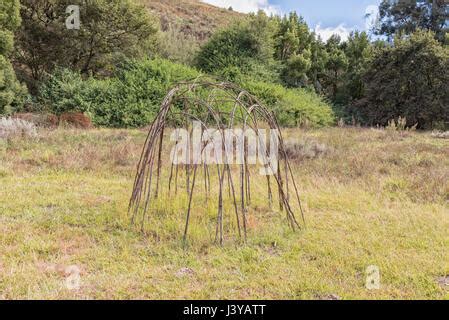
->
[{"left": 202, "top": 0, "right": 382, "bottom": 40}]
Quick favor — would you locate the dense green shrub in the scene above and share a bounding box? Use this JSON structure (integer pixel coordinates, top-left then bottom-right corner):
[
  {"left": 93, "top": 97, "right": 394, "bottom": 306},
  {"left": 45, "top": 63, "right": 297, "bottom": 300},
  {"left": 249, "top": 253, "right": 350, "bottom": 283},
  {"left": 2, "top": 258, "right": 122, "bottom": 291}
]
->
[
  {"left": 0, "top": 0, "right": 28, "bottom": 114},
  {"left": 38, "top": 58, "right": 201, "bottom": 127},
  {"left": 38, "top": 68, "right": 97, "bottom": 115},
  {"left": 195, "top": 12, "right": 280, "bottom": 83},
  {"left": 92, "top": 59, "right": 200, "bottom": 127},
  {"left": 243, "top": 80, "right": 335, "bottom": 127},
  {"left": 0, "top": 55, "right": 28, "bottom": 114},
  {"left": 38, "top": 58, "right": 334, "bottom": 128}
]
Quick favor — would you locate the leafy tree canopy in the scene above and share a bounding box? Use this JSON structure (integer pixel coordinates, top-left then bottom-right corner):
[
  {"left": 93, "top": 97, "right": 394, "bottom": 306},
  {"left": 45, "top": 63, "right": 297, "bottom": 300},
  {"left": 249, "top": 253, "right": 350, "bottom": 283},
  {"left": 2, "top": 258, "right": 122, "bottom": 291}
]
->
[
  {"left": 375, "top": 0, "right": 448, "bottom": 42},
  {"left": 355, "top": 30, "right": 449, "bottom": 129},
  {"left": 0, "top": 0, "right": 27, "bottom": 114},
  {"left": 195, "top": 11, "right": 279, "bottom": 83},
  {"left": 14, "top": 0, "right": 159, "bottom": 87}
]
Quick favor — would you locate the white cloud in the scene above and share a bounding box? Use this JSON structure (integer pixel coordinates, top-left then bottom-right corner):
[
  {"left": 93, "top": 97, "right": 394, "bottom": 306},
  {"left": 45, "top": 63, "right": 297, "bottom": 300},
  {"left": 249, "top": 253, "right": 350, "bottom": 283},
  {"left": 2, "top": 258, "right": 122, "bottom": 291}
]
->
[
  {"left": 314, "top": 24, "right": 353, "bottom": 42},
  {"left": 365, "top": 4, "right": 379, "bottom": 31},
  {"left": 201, "top": 0, "right": 280, "bottom": 15},
  {"left": 313, "top": 4, "right": 380, "bottom": 43}
]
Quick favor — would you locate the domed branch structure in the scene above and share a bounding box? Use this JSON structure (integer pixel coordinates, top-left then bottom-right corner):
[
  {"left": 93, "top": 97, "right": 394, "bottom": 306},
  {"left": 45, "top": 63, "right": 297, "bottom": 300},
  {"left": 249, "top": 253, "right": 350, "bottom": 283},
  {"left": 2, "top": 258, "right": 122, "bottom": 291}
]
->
[{"left": 129, "top": 79, "right": 305, "bottom": 244}]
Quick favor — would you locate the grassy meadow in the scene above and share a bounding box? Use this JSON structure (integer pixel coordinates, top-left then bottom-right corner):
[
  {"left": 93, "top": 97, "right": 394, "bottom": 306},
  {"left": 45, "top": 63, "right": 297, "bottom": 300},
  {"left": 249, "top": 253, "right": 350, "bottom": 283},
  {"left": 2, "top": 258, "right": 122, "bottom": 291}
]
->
[{"left": 0, "top": 127, "right": 448, "bottom": 299}]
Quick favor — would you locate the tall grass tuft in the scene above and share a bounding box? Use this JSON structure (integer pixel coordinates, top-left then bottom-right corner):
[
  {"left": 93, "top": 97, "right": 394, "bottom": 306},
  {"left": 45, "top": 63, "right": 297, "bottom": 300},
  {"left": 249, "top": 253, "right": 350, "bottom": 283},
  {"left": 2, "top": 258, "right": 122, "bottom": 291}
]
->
[
  {"left": 0, "top": 117, "right": 37, "bottom": 139},
  {"left": 284, "top": 139, "right": 331, "bottom": 161}
]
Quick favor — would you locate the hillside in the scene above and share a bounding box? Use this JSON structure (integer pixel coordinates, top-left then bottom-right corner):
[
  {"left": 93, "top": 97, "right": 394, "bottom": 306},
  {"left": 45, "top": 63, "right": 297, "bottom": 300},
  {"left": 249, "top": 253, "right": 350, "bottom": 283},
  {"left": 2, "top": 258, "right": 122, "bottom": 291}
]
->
[{"left": 138, "top": 0, "right": 244, "bottom": 41}]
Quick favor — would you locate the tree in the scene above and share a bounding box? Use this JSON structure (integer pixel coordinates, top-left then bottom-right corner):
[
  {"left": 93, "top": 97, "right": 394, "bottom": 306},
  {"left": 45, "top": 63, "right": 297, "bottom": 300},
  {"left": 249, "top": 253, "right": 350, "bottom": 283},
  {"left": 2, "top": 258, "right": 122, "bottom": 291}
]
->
[
  {"left": 195, "top": 11, "right": 279, "bottom": 82},
  {"left": 14, "top": 0, "right": 159, "bottom": 87},
  {"left": 355, "top": 30, "right": 449, "bottom": 129},
  {"left": 281, "top": 50, "right": 312, "bottom": 87},
  {"left": 0, "top": 0, "right": 27, "bottom": 114},
  {"left": 375, "top": 0, "right": 448, "bottom": 42},
  {"left": 322, "top": 35, "right": 348, "bottom": 103},
  {"left": 307, "top": 36, "right": 328, "bottom": 93},
  {"left": 340, "top": 31, "right": 373, "bottom": 108},
  {"left": 274, "top": 12, "right": 312, "bottom": 61},
  {"left": 275, "top": 12, "right": 314, "bottom": 87}
]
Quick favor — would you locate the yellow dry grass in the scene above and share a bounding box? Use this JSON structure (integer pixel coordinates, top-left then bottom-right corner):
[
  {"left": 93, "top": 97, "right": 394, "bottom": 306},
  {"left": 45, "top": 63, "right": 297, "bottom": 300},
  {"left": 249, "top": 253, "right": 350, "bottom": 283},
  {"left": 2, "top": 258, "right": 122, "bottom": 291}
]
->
[{"left": 0, "top": 127, "right": 448, "bottom": 299}]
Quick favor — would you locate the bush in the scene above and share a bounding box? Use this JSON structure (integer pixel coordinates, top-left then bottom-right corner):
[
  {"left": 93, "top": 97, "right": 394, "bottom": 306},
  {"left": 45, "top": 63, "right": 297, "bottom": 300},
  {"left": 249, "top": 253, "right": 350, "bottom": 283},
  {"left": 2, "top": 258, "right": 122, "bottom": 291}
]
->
[
  {"left": 93, "top": 58, "right": 200, "bottom": 127},
  {"left": 0, "top": 55, "right": 28, "bottom": 114},
  {"left": 38, "top": 58, "right": 335, "bottom": 128},
  {"left": 195, "top": 12, "right": 279, "bottom": 83},
  {"left": 0, "top": 0, "right": 27, "bottom": 115},
  {"left": 38, "top": 68, "right": 96, "bottom": 115},
  {"left": 38, "top": 58, "right": 201, "bottom": 127},
  {"left": 242, "top": 80, "right": 335, "bottom": 127}
]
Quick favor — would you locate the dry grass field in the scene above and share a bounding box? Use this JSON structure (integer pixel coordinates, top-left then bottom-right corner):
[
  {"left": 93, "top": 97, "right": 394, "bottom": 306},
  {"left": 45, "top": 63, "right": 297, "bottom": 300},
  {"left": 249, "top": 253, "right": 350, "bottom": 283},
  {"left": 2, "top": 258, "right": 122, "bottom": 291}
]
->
[
  {"left": 0, "top": 127, "right": 448, "bottom": 299},
  {"left": 140, "top": 0, "right": 244, "bottom": 41}
]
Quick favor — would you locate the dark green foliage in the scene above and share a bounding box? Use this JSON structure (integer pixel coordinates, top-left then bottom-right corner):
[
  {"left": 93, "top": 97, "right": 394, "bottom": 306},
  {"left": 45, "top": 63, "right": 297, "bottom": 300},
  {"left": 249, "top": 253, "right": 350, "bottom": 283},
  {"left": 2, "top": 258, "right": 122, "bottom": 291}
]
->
[
  {"left": 308, "top": 37, "right": 328, "bottom": 93},
  {"left": 92, "top": 59, "right": 200, "bottom": 127},
  {"left": 321, "top": 35, "right": 349, "bottom": 103},
  {"left": 243, "top": 80, "right": 335, "bottom": 127},
  {"left": 0, "top": 55, "right": 28, "bottom": 114},
  {"left": 0, "top": 0, "right": 21, "bottom": 55},
  {"left": 195, "top": 11, "right": 279, "bottom": 83},
  {"left": 343, "top": 32, "right": 372, "bottom": 102},
  {"left": 355, "top": 31, "right": 449, "bottom": 129},
  {"left": 281, "top": 52, "right": 312, "bottom": 87},
  {"left": 0, "top": 0, "right": 28, "bottom": 114},
  {"left": 336, "top": 31, "right": 373, "bottom": 119},
  {"left": 376, "top": 0, "right": 448, "bottom": 42},
  {"left": 15, "top": 0, "right": 159, "bottom": 86},
  {"left": 17, "top": 1, "right": 449, "bottom": 130},
  {"left": 274, "top": 12, "right": 314, "bottom": 88},
  {"left": 38, "top": 59, "right": 201, "bottom": 127},
  {"left": 38, "top": 58, "right": 334, "bottom": 128},
  {"left": 37, "top": 68, "right": 99, "bottom": 115},
  {"left": 274, "top": 12, "right": 312, "bottom": 61}
]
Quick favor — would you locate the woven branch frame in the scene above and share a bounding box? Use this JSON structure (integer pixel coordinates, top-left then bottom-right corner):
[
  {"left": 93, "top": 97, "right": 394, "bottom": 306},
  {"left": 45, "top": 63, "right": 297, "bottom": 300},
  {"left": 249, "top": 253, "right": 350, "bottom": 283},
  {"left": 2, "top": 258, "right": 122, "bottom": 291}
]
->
[{"left": 129, "top": 79, "right": 305, "bottom": 244}]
